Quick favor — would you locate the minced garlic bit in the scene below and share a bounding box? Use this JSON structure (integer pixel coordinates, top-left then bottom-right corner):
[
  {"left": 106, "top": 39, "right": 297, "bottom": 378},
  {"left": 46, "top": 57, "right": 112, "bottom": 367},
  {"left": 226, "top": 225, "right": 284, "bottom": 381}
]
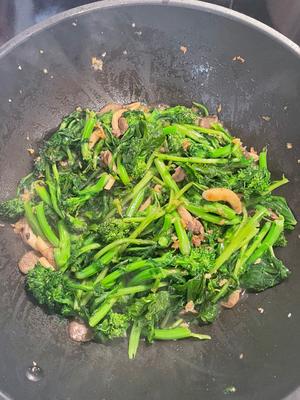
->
[
  {"left": 261, "top": 115, "right": 271, "bottom": 121},
  {"left": 257, "top": 307, "right": 264, "bottom": 314},
  {"left": 180, "top": 46, "right": 187, "bottom": 54},
  {"left": 27, "top": 148, "right": 35, "bottom": 155},
  {"left": 239, "top": 353, "right": 244, "bottom": 360},
  {"left": 297, "top": 159, "right": 300, "bottom": 164},
  {"left": 288, "top": 313, "right": 292, "bottom": 318},
  {"left": 286, "top": 142, "right": 293, "bottom": 149},
  {"left": 232, "top": 55, "right": 245, "bottom": 63},
  {"left": 91, "top": 57, "right": 103, "bottom": 71},
  {"left": 217, "top": 103, "right": 222, "bottom": 113}
]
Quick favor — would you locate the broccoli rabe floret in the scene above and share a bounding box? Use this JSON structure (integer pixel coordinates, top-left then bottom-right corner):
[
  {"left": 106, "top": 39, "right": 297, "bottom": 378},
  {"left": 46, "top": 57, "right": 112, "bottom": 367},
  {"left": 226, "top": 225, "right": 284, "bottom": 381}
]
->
[
  {"left": 96, "top": 218, "right": 131, "bottom": 244},
  {"left": 26, "top": 263, "right": 75, "bottom": 316},
  {"left": 0, "top": 197, "right": 24, "bottom": 220},
  {"left": 96, "top": 312, "right": 129, "bottom": 339}
]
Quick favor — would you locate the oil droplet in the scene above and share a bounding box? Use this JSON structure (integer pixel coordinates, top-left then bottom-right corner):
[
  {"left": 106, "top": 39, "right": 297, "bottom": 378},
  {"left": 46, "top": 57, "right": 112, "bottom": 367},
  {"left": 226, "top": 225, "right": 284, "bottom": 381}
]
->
[{"left": 25, "top": 361, "right": 44, "bottom": 382}]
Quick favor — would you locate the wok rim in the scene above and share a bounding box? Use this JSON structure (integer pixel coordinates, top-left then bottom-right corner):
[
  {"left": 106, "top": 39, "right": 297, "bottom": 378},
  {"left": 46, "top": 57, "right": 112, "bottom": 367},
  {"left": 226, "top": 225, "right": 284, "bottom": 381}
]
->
[{"left": 0, "top": 0, "right": 299, "bottom": 59}]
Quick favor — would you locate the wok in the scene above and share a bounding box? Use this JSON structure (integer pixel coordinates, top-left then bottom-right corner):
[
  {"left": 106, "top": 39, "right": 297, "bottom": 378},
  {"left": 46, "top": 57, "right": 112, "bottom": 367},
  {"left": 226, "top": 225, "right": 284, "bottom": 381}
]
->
[{"left": 0, "top": 1, "right": 300, "bottom": 399}]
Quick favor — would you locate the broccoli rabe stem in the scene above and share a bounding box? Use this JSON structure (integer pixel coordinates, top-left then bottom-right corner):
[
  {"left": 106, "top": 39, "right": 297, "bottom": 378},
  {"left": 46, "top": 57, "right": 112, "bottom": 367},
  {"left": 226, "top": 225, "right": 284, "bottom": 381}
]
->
[
  {"left": 192, "top": 101, "right": 209, "bottom": 116},
  {"left": 183, "top": 124, "right": 230, "bottom": 142},
  {"left": 233, "top": 221, "right": 271, "bottom": 277},
  {"left": 23, "top": 201, "right": 45, "bottom": 239},
  {"left": 259, "top": 149, "right": 268, "bottom": 169},
  {"left": 163, "top": 124, "right": 212, "bottom": 145},
  {"left": 186, "top": 203, "right": 240, "bottom": 225},
  {"left": 45, "top": 164, "right": 63, "bottom": 218},
  {"left": 128, "top": 321, "right": 142, "bottom": 359},
  {"left": 172, "top": 211, "right": 191, "bottom": 256},
  {"left": 153, "top": 327, "right": 211, "bottom": 341},
  {"left": 89, "top": 283, "right": 167, "bottom": 327},
  {"left": 210, "top": 144, "right": 232, "bottom": 158},
  {"left": 117, "top": 156, "right": 131, "bottom": 186},
  {"left": 248, "top": 217, "right": 284, "bottom": 264},
  {"left": 93, "top": 238, "right": 156, "bottom": 260},
  {"left": 156, "top": 153, "right": 229, "bottom": 165},
  {"left": 34, "top": 182, "right": 52, "bottom": 207},
  {"left": 154, "top": 159, "right": 180, "bottom": 193},
  {"left": 54, "top": 221, "right": 71, "bottom": 270},
  {"left": 81, "top": 115, "right": 96, "bottom": 161},
  {"left": 125, "top": 188, "right": 145, "bottom": 217},
  {"left": 265, "top": 176, "right": 289, "bottom": 194},
  {"left": 35, "top": 202, "right": 60, "bottom": 246},
  {"left": 78, "top": 173, "right": 110, "bottom": 195},
  {"left": 211, "top": 206, "right": 268, "bottom": 273}
]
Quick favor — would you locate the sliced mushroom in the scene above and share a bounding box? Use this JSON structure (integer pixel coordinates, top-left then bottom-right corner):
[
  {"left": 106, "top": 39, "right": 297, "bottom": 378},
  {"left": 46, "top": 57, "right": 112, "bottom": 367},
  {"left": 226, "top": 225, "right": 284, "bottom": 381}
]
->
[
  {"left": 14, "top": 219, "right": 55, "bottom": 266},
  {"left": 101, "top": 150, "right": 113, "bottom": 167},
  {"left": 139, "top": 196, "right": 152, "bottom": 212},
  {"left": 88, "top": 125, "right": 106, "bottom": 149},
  {"left": 221, "top": 289, "right": 241, "bottom": 309},
  {"left": 35, "top": 237, "right": 55, "bottom": 266},
  {"left": 199, "top": 115, "right": 219, "bottom": 128},
  {"left": 118, "top": 117, "right": 129, "bottom": 134},
  {"left": 172, "top": 166, "right": 186, "bottom": 183},
  {"left": 39, "top": 257, "right": 55, "bottom": 271},
  {"left": 202, "top": 188, "right": 242, "bottom": 214},
  {"left": 111, "top": 108, "right": 128, "bottom": 137},
  {"left": 178, "top": 206, "right": 204, "bottom": 237},
  {"left": 98, "top": 103, "right": 122, "bottom": 115},
  {"left": 182, "top": 139, "right": 191, "bottom": 151},
  {"left": 68, "top": 320, "right": 94, "bottom": 342},
  {"left": 18, "top": 251, "right": 40, "bottom": 274},
  {"left": 104, "top": 176, "right": 116, "bottom": 191},
  {"left": 192, "top": 234, "right": 203, "bottom": 247},
  {"left": 126, "top": 101, "right": 141, "bottom": 110}
]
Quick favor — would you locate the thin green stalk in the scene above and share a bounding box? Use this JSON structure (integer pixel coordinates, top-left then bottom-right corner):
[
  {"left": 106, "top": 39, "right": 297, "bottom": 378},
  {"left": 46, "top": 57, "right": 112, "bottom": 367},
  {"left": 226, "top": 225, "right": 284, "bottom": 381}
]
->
[
  {"left": 35, "top": 202, "right": 59, "bottom": 246},
  {"left": 89, "top": 297, "right": 117, "bottom": 327},
  {"left": 186, "top": 203, "right": 240, "bottom": 225},
  {"left": 93, "top": 238, "right": 156, "bottom": 260},
  {"left": 234, "top": 221, "right": 271, "bottom": 277},
  {"left": 248, "top": 217, "right": 284, "bottom": 264},
  {"left": 210, "top": 144, "right": 232, "bottom": 158},
  {"left": 54, "top": 221, "right": 71, "bottom": 270},
  {"left": 172, "top": 211, "right": 191, "bottom": 256},
  {"left": 78, "top": 173, "right": 110, "bottom": 195},
  {"left": 211, "top": 206, "right": 268, "bottom": 273},
  {"left": 183, "top": 124, "right": 230, "bottom": 141},
  {"left": 45, "top": 164, "right": 63, "bottom": 218},
  {"left": 81, "top": 115, "right": 96, "bottom": 160},
  {"left": 154, "top": 159, "right": 179, "bottom": 193},
  {"left": 117, "top": 156, "right": 131, "bottom": 186},
  {"left": 156, "top": 153, "right": 228, "bottom": 165},
  {"left": 126, "top": 188, "right": 145, "bottom": 217},
  {"left": 192, "top": 101, "right": 209, "bottom": 116},
  {"left": 24, "top": 201, "right": 45, "bottom": 239},
  {"left": 128, "top": 321, "right": 142, "bottom": 359},
  {"left": 265, "top": 176, "right": 289, "bottom": 193},
  {"left": 153, "top": 327, "right": 211, "bottom": 341},
  {"left": 259, "top": 149, "right": 268, "bottom": 169},
  {"left": 34, "top": 182, "right": 52, "bottom": 206}
]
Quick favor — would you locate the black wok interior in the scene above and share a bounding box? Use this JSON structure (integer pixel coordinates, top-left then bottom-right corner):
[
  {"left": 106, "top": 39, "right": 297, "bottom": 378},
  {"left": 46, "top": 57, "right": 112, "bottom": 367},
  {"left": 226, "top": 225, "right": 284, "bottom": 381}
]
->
[{"left": 0, "top": 1, "right": 300, "bottom": 399}]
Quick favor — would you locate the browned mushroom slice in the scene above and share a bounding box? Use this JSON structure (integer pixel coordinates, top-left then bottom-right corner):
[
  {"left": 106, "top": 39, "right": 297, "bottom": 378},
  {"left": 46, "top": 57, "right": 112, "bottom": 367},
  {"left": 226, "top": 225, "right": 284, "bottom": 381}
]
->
[
  {"left": 88, "top": 125, "right": 106, "bottom": 149},
  {"left": 39, "top": 257, "right": 55, "bottom": 271},
  {"left": 139, "top": 196, "right": 152, "bottom": 212},
  {"left": 202, "top": 188, "right": 242, "bottom": 214},
  {"left": 112, "top": 108, "right": 128, "bottom": 137},
  {"left": 199, "top": 115, "right": 219, "bottom": 128},
  {"left": 221, "top": 289, "right": 241, "bottom": 309},
  {"left": 68, "top": 320, "right": 94, "bottom": 342},
  {"left": 98, "top": 103, "right": 122, "bottom": 115},
  {"left": 172, "top": 166, "right": 186, "bottom": 183},
  {"left": 18, "top": 251, "right": 40, "bottom": 274},
  {"left": 14, "top": 219, "right": 39, "bottom": 250},
  {"left": 104, "top": 176, "right": 116, "bottom": 191},
  {"left": 177, "top": 206, "right": 204, "bottom": 237},
  {"left": 126, "top": 101, "right": 141, "bottom": 110},
  {"left": 35, "top": 237, "right": 55, "bottom": 266}
]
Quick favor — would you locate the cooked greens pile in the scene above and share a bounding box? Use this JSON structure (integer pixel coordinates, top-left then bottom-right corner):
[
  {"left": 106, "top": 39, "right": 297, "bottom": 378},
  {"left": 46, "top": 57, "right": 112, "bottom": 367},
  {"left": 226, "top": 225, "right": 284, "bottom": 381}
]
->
[{"left": 0, "top": 102, "right": 296, "bottom": 358}]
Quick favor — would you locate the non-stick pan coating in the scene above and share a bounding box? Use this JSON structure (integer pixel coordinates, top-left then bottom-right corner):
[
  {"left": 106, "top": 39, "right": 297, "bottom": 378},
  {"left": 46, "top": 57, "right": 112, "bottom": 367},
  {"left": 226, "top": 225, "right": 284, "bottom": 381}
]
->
[{"left": 0, "top": 1, "right": 300, "bottom": 399}]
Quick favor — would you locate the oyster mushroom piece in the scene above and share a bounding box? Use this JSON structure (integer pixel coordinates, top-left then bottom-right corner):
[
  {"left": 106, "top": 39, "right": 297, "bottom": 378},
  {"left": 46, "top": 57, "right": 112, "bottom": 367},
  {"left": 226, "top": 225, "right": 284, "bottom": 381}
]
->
[{"left": 68, "top": 320, "right": 94, "bottom": 342}]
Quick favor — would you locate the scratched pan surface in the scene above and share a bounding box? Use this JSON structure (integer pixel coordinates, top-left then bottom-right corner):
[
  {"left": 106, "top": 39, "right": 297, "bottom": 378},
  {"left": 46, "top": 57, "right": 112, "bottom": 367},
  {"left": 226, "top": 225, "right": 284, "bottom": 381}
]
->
[{"left": 0, "top": 1, "right": 300, "bottom": 399}]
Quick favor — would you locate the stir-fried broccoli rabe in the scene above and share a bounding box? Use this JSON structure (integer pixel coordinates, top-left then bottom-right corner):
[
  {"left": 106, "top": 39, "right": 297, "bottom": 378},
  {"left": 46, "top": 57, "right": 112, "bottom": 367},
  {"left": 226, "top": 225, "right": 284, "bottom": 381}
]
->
[{"left": 1, "top": 101, "right": 296, "bottom": 358}]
